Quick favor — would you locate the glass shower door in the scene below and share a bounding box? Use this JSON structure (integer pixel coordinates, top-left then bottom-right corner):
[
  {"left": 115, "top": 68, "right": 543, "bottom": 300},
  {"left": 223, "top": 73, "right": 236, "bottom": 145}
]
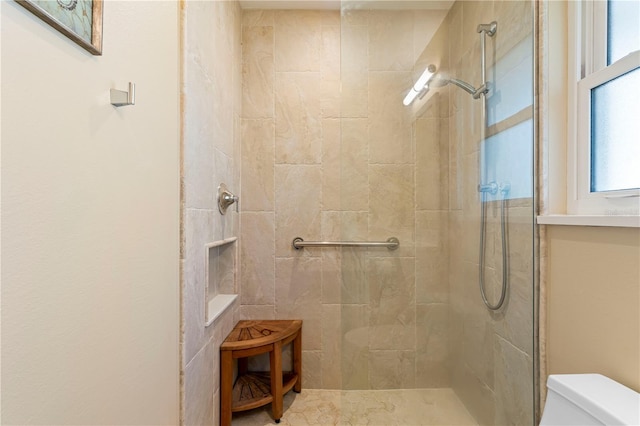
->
[{"left": 336, "top": 1, "right": 537, "bottom": 424}]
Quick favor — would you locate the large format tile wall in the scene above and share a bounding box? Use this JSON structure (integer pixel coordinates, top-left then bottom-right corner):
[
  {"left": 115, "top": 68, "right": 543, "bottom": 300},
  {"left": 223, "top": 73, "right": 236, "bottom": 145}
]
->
[
  {"left": 239, "top": 8, "right": 450, "bottom": 390},
  {"left": 440, "top": 1, "right": 535, "bottom": 425},
  {"left": 181, "top": 1, "right": 242, "bottom": 424}
]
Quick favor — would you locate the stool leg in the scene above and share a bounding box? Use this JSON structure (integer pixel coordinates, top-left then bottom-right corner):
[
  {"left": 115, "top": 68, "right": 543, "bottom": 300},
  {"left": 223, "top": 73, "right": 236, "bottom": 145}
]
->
[
  {"left": 221, "top": 351, "right": 233, "bottom": 426},
  {"left": 270, "top": 340, "right": 283, "bottom": 423},
  {"left": 293, "top": 329, "right": 302, "bottom": 392}
]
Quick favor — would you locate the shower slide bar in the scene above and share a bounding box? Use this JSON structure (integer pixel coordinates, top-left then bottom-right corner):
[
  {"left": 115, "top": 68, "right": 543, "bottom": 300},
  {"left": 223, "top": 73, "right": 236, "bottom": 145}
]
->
[{"left": 292, "top": 237, "right": 399, "bottom": 251}]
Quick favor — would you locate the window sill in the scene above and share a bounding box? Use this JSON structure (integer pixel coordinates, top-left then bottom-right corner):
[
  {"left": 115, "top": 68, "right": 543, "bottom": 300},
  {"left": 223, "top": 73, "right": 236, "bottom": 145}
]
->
[{"left": 537, "top": 215, "right": 640, "bottom": 228}]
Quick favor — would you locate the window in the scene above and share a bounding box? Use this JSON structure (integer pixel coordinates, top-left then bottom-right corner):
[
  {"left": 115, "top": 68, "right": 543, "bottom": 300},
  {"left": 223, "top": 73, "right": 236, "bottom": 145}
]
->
[{"left": 569, "top": 0, "right": 640, "bottom": 216}]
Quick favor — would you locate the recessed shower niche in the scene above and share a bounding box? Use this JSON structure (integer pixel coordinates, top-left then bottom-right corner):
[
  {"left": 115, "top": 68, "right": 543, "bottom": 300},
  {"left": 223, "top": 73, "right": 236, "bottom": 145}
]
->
[{"left": 205, "top": 237, "right": 237, "bottom": 327}]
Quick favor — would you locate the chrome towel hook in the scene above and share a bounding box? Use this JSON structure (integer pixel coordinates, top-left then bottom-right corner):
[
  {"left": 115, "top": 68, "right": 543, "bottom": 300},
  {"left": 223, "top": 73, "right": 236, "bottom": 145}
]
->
[{"left": 110, "top": 82, "right": 135, "bottom": 107}]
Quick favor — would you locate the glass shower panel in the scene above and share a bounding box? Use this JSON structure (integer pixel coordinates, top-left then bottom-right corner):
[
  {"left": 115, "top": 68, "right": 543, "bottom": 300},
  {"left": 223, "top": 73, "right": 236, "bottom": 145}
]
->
[{"left": 336, "top": 1, "right": 536, "bottom": 424}]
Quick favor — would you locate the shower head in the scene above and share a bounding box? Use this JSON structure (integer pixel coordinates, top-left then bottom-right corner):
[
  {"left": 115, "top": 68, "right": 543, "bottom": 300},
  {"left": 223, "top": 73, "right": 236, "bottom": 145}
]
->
[
  {"left": 427, "top": 75, "right": 451, "bottom": 88},
  {"left": 403, "top": 66, "right": 486, "bottom": 106}
]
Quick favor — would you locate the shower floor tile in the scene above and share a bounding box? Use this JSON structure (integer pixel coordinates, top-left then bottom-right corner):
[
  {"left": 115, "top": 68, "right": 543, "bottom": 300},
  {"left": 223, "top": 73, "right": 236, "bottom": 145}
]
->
[{"left": 231, "top": 388, "right": 478, "bottom": 425}]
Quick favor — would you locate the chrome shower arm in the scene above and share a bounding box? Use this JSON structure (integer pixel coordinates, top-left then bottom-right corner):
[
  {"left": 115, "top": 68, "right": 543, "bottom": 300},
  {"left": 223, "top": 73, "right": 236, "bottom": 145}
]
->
[{"left": 448, "top": 78, "right": 477, "bottom": 95}]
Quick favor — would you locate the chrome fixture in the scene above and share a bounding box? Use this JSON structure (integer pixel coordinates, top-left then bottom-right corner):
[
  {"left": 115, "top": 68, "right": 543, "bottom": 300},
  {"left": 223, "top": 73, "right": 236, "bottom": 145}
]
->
[
  {"left": 421, "top": 21, "right": 498, "bottom": 100},
  {"left": 110, "top": 82, "right": 135, "bottom": 107},
  {"left": 478, "top": 181, "right": 510, "bottom": 311},
  {"left": 403, "top": 64, "right": 436, "bottom": 106},
  {"left": 217, "top": 183, "right": 238, "bottom": 215},
  {"left": 467, "top": 20, "right": 508, "bottom": 312},
  {"left": 475, "top": 21, "right": 497, "bottom": 99},
  {"left": 429, "top": 75, "right": 486, "bottom": 98},
  {"left": 292, "top": 237, "right": 399, "bottom": 251}
]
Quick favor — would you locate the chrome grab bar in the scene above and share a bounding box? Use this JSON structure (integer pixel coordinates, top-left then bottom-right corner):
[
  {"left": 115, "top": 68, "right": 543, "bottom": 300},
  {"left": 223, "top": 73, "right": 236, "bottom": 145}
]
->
[{"left": 292, "top": 237, "right": 399, "bottom": 251}]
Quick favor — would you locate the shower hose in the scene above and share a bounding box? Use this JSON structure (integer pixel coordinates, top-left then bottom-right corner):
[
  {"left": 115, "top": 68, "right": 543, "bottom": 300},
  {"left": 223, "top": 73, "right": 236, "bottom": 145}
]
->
[{"left": 478, "top": 186, "right": 509, "bottom": 311}]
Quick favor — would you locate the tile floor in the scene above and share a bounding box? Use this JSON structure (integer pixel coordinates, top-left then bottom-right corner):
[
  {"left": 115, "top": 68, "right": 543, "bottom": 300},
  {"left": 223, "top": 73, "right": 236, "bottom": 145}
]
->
[{"left": 232, "top": 388, "right": 478, "bottom": 425}]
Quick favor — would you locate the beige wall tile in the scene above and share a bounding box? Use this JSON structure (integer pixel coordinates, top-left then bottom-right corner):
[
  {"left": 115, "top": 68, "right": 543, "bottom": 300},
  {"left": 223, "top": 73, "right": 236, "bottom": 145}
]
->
[
  {"left": 438, "top": 117, "right": 450, "bottom": 202},
  {"left": 448, "top": 115, "right": 462, "bottom": 210},
  {"left": 504, "top": 208, "right": 534, "bottom": 275},
  {"left": 322, "top": 119, "right": 341, "bottom": 211},
  {"left": 302, "top": 350, "right": 323, "bottom": 389},
  {"left": 368, "top": 165, "right": 415, "bottom": 257},
  {"left": 447, "top": 1, "right": 463, "bottom": 67},
  {"left": 413, "top": 10, "right": 449, "bottom": 64},
  {"left": 341, "top": 119, "right": 369, "bottom": 211},
  {"left": 321, "top": 77, "right": 341, "bottom": 120},
  {"left": 274, "top": 10, "right": 322, "bottom": 72},
  {"left": 275, "top": 257, "right": 322, "bottom": 351},
  {"left": 275, "top": 72, "right": 322, "bottom": 164},
  {"left": 321, "top": 212, "right": 342, "bottom": 304},
  {"left": 341, "top": 25, "right": 368, "bottom": 74},
  {"left": 240, "top": 212, "right": 275, "bottom": 305},
  {"left": 369, "top": 350, "right": 416, "bottom": 389},
  {"left": 242, "top": 9, "right": 274, "bottom": 27},
  {"left": 416, "top": 117, "right": 443, "bottom": 210},
  {"left": 416, "top": 211, "right": 449, "bottom": 304},
  {"left": 184, "top": 338, "right": 215, "bottom": 426},
  {"left": 341, "top": 71, "right": 369, "bottom": 118},
  {"left": 242, "top": 26, "right": 274, "bottom": 119},
  {"left": 341, "top": 304, "right": 370, "bottom": 389},
  {"left": 274, "top": 165, "right": 322, "bottom": 257},
  {"left": 320, "top": 24, "right": 340, "bottom": 119},
  {"left": 494, "top": 269, "right": 534, "bottom": 356},
  {"left": 461, "top": 153, "right": 481, "bottom": 242},
  {"left": 321, "top": 304, "right": 342, "bottom": 389},
  {"left": 368, "top": 11, "right": 414, "bottom": 72},
  {"left": 494, "top": 0, "right": 533, "bottom": 61},
  {"left": 322, "top": 250, "right": 342, "bottom": 304},
  {"left": 241, "top": 119, "right": 274, "bottom": 211},
  {"left": 461, "top": 1, "right": 495, "bottom": 57},
  {"left": 239, "top": 304, "right": 275, "bottom": 320},
  {"left": 320, "top": 10, "right": 340, "bottom": 26},
  {"left": 213, "top": 306, "right": 238, "bottom": 380},
  {"left": 341, "top": 8, "right": 369, "bottom": 26},
  {"left": 341, "top": 211, "right": 369, "bottom": 241},
  {"left": 462, "top": 314, "right": 495, "bottom": 390},
  {"left": 416, "top": 304, "right": 450, "bottom": 388},
  {"left": 368, "top": 257, "right": 416, "bottom": 351},
  {"left": 341, "top": 250, "right": 368, "bottom": 305},
  {"left": 340, "top": 212, "right": 369, "bottom": 305},
  {"left": 458, "top": 75, "right": 482, "bottom": 155},
  {"left": 452, "top": 364, "right": 495, "bottom": 426},
  {"left": 368, "top": 72, "right": 414, "bottom": 164},
  {"left": 321, "top": 24, "right": 341, "bottom": 79},
  {"left": 494, "top": 336, "right": 533, "bottom": 425},
  {"left": 184, "top": 73, "right": 215, "bottom": 210}
]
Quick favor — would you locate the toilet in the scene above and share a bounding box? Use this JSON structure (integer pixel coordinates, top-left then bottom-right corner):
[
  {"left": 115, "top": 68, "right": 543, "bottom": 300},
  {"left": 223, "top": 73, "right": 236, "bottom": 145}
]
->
[{"left": 540, "top": 374, "right": 640, "bottom": 425}]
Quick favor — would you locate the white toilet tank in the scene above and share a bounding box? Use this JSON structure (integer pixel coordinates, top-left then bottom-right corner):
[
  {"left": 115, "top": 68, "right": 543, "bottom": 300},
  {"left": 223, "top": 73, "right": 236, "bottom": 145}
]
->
[{"left": 540, "top": 374, "right": 640, "bottom": 425}]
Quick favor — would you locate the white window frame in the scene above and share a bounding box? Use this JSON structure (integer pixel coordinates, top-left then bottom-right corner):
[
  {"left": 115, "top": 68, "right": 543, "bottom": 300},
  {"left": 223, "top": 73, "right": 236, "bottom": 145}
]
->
[{"left": 567, "top": 0, "right": 640, "bottom": 217}]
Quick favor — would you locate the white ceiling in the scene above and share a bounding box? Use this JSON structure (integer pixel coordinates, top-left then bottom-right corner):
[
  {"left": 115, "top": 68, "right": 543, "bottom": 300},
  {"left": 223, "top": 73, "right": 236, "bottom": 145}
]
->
[{"left": 239, "top": 0, "right": 454, "bottom": 11}]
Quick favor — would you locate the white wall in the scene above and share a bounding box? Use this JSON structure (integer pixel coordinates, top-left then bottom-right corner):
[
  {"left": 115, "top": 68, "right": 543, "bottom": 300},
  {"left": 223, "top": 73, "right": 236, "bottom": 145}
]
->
[{"left": 1, "top": 1, "right": 180, "bottom": 424}]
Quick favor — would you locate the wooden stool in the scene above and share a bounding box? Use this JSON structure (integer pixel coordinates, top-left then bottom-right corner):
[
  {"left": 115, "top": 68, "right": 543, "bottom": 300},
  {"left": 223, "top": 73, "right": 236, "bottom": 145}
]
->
[{"left": 220, "top": 320, "right": 302, "bottom": 425}]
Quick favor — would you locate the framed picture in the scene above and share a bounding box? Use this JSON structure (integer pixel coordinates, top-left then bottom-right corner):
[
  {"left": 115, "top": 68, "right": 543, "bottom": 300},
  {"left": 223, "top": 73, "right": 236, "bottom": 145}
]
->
[{"left": 16, "top": 0, "right": 103, "bottom": 55}]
